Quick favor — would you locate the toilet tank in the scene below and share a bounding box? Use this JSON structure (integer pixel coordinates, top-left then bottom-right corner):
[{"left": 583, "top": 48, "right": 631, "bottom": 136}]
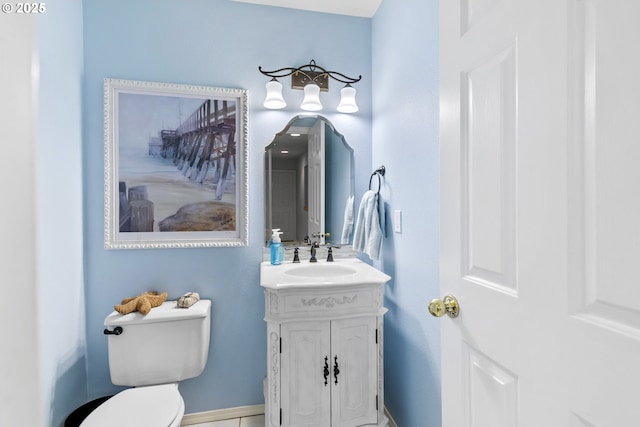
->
[{"left": 104, "top": 299, "right": 211, "bottom": 386}]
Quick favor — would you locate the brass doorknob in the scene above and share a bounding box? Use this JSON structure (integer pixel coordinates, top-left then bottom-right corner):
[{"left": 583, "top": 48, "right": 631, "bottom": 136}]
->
[{"left": 428, "top": 295, "right": 459, "bottom": 318}]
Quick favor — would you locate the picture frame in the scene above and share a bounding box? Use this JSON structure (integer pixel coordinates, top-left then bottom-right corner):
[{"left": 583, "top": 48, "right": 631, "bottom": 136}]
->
[{"left": 103, "top": 78, "right": 249, "bottom": 249}]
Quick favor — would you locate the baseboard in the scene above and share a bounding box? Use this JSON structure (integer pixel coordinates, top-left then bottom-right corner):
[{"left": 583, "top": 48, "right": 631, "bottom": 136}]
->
[
  {"left": 384, "top": 406, "right": 399, "bottom": 427},
  {"left": 181, "top": 403, "right": 397, "bottom": 427},
  {"left": 181, "top": 404, "right": 265, "bottom": 425}
]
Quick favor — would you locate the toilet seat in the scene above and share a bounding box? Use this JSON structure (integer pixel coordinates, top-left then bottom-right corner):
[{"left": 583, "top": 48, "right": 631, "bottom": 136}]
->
[{"left": 80, "top": 383, "right": 184, "bottom": 427}]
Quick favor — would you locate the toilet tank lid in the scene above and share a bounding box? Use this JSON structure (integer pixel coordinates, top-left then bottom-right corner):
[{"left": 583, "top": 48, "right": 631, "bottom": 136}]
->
[{"left": 104, "top": 299, "right": 211, "bottom": 326}]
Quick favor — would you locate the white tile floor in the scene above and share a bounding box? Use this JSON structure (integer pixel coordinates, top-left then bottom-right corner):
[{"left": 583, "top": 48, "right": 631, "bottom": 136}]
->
[{"left": 188, "top": 414, "right": 264, "bottom": 427}]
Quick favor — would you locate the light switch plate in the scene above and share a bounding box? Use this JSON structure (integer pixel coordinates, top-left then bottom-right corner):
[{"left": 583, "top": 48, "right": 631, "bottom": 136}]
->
[{"left": 393, "top": 210, "right": 402, "bottom": 233}]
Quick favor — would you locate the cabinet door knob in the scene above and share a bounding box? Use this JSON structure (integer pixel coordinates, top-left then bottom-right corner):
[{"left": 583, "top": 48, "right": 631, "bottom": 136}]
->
[{"left": 333, "top": 355, "right": 340, "bottom": 385}]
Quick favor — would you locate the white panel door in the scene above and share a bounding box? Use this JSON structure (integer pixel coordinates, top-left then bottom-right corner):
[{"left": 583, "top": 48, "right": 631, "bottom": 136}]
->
[
  {"left": 308, "top": 119, "right": 325, "bottom": 243},
  {"left": 439, "top": 0, "right": 640, "bottom": 425}
]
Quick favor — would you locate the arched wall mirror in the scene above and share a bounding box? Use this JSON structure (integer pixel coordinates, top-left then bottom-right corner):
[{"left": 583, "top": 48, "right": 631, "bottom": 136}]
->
[{"left": 264, "top": 115, "right": 355, "bottom": 246}]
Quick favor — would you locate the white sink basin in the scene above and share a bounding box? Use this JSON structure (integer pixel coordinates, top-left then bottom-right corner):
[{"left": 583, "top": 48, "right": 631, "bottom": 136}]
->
[{"left": 260, "top": 258, "right": 390, "bottom": 288}]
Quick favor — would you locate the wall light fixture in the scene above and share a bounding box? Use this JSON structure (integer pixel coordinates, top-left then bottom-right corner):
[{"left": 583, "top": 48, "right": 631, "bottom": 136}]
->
[{"left": 259, "top": 59, "right": 361, "bottom": 113}]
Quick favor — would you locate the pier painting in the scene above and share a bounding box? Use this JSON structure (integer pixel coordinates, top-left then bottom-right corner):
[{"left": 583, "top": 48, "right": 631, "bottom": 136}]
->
[{"left": 104, "top": 79, "right": 248, "bottom": 249}]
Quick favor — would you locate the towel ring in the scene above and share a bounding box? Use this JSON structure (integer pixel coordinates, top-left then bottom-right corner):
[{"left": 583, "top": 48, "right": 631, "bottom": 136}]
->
[{"left": 368, "top": 165, "right": 386, "bottom": 193}]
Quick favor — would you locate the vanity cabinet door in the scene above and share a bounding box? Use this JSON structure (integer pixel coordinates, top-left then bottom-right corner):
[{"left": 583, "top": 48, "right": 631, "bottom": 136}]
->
[
  {"left": 281, "top": 321, "right": 331, "bottom": 427},
  {"left": 330, "top": 317, "right": 378, "bottom": 427},
  {"left": 278, "top": 317, "right": 380, "bottom": 427}
]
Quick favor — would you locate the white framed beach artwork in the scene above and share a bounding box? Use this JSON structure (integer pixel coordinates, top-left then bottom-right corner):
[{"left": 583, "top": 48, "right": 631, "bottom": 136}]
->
[{"left": 103, "top": 78, "right": 248, "bottom": 249}]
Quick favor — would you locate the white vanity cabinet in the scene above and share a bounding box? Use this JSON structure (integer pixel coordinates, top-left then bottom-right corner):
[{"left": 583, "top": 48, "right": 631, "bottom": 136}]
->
[{"left": 261, "top": 260, "right": 390, "bottom": 427}]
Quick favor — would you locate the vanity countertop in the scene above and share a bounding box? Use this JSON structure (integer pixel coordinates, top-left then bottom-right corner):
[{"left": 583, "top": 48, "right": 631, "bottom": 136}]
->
[{"left": 260, "top": 257, "right": 391, "bottom": 289}]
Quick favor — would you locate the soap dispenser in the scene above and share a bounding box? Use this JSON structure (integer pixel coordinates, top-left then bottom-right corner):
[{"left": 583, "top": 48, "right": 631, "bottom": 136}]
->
[{"left": 270, "top": 229, "right": 284, "bottom": 265}]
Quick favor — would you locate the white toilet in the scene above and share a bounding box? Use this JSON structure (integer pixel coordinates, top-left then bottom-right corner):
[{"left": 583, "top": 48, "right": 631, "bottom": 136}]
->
[{"left": 81, "top": 299, "right": 211, "bottom": 427}]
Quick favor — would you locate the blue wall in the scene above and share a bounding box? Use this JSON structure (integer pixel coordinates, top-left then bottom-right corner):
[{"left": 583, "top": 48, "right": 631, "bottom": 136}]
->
[
  {"left": 373, "top": 1, "right": 442, "bottom": 426},
  {"left": 82, "top": 0, "right": 372, "bottom": 414},
  {"left": 37, "top": 2, "right": 87, "bottom": 426},
  {"left": 29, "top": 0, "right": 444, "bottom": 424}
]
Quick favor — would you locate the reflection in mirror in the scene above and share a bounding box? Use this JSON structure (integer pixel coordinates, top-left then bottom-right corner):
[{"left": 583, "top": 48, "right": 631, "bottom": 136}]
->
[{"left": 265, "top": 115, "right": 355, "bottom": 246}]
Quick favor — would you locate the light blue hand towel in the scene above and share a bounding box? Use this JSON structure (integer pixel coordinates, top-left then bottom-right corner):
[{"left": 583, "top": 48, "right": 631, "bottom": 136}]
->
[{"left": 353, "top": 190, "right": 384, "bottom": 260}]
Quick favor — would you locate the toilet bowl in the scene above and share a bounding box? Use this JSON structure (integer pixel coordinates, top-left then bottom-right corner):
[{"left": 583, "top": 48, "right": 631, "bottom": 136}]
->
[
  {"left": 79, "top": 299, "right": 211, "bottom": 427},
  {"left": 80, "top": 384, "right": 184, "bottom": 427}
]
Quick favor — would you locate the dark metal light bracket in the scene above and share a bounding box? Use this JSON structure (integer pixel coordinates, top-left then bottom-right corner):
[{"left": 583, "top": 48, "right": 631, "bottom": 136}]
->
[
  {"left": 259, "top": 59, "right": 361, "bottom": 92},
  {"left": 292, "top": 70, "right": 329, "bottom": 91}
]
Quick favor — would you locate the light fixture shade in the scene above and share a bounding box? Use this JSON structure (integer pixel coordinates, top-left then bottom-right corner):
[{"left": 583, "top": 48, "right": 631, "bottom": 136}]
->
[
  {"left": 264, "top": 79, "right": 286, "bottom": 109},
  {"left": 300, "top": 83, "right": 323, "bottom": 111},
  {"left": 337, "top": 84, "right": 358, "bottom": 113}
]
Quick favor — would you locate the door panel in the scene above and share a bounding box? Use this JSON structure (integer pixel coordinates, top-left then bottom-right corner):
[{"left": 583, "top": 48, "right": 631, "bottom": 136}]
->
[
  {"left": 566, "top": 1, "right": 640, "bottom": 425},
  {"left": 464, "top": 346, "right": 517, "bottom": 427},
  {"left": 461, "top": 44, "right": 517, "bottom": 294},
  {"left": 331, "top": 317, "right": 377, "bottom": 427},
  {"left": 281, "top": 321, "right": 331, "bottom": 427},
  {"left": 567, "top": 0, "right": 640, "bottom": 334}
]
